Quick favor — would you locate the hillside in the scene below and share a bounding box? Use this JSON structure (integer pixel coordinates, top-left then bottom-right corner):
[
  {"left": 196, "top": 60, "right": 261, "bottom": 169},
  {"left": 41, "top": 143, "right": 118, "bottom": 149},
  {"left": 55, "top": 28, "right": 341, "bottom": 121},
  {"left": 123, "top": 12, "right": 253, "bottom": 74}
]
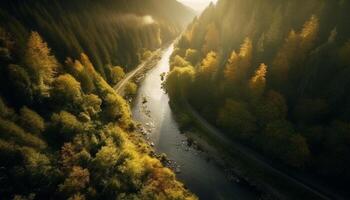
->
[
  {"left": 0, "top": 0, "right": 195, "bottom": 82},
  {"left": 0, "top": 0, "right": 197, "bottom": 199},
  {"left": 165, "top": 0, "right": 350, "bottom": 194}
]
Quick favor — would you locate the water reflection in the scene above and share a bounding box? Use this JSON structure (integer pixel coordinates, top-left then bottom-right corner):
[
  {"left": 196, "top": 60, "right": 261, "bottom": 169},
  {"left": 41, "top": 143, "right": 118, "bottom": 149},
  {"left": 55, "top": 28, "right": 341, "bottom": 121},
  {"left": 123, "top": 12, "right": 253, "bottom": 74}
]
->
[{"left": 132, "top": 44, "right": 258, "bottom": 200}]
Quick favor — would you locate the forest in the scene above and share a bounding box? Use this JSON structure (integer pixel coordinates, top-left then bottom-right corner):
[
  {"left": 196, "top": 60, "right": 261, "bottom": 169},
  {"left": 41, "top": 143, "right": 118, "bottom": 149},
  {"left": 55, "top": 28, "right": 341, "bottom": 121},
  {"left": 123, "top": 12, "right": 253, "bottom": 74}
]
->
[
  {"left": 0, "top": 0, "right": 194, "bottom": 83},
  {"left": 0, "top": 0, "right": 197, "bottom": 199},
  {"left": 165, "top": 0, "right": 350, "bottom": 194}
]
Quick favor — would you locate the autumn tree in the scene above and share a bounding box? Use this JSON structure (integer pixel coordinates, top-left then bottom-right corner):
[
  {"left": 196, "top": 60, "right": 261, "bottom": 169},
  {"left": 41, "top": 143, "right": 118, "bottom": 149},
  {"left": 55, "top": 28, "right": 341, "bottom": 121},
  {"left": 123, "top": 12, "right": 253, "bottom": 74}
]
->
[
  {"left": 19, "top": 106, "right": 45, "bottom": 135},
  {"left": 25, "top": 32, "right": 59, "bottom": 97},
  {"left": 81, "top": 94, "right": 102, "bottom": 118},
  {"left": 59, "top": 166, "right": 90, "bottom": 194},
  {"left": 224, "top": 38, "right": 253, "bottom": 83},
  {"left": 110, "top": 66, "right": 125, "bottom": 85},
  {"left": 249, "top": 63, "right": 268, "bottom": 99},
  {"left": 164, "top": 66, "right": 195, "bottom": 99},
  {"left": 52, "top": 74, "right": 83, "bottom": 106},
  {"left": 271, "top": 15, "right": 319, "bottom": 85},
  {"left": 51, "top": 111, "right": 83, "bottom": 141},
  {"left": 202, "top": 23, "right": 220, "bottom": 54},
  {"left": 0, "top": 96, "right": 15, "bottom": 120},
  {"left": 197, "top": 51, "right": 218, "bottom": 81},
  {"left": 255, "top": 90, "right": 288, "bottom": 126},
  {"left": 185, "top": 48, "right": 200, "bottom": 65},
  {"left": 65, "top": 58, "right": 95, "bottom": 93},
  {"left": 217, "top": 99, "right": 257, "bottom": 139},
  {"left": 7, "top": 64, "right": 33, "bottom": 104},
  {"left": 262, "top": 120, "right": 310, "bottom": 167},
  {"left": 0, "top": 118, "right": 47, "bottom": 150},
  {"left": 124, "top": 81, "right": 137, "bottom": 97},
  {"left": 170, "top": 55, "right": 190, "bottom": 69}
]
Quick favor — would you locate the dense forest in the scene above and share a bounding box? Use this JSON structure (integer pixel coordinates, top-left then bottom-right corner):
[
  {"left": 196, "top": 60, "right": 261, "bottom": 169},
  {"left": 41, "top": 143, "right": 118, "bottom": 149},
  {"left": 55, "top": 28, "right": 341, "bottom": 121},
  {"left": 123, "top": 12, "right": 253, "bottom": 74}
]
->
[
  {"left": 165, "top": 0, "right": 350, "bottom": 192},
  {"left": 0, "top": 0, "right": 194, "bottom": 83},
  {"left": 0, "top": 0, "right": 197, "bottom": 199}
]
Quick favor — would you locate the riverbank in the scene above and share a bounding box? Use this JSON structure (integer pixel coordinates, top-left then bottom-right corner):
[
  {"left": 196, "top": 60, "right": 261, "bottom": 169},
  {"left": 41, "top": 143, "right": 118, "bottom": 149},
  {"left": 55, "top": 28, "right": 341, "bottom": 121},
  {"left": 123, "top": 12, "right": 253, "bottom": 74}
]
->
[
  {"left": 168, "top": 101, "right": 275, "bottom": 199},
  {"left": 129, "top": 44, "right": 261, "bottom": 199}
]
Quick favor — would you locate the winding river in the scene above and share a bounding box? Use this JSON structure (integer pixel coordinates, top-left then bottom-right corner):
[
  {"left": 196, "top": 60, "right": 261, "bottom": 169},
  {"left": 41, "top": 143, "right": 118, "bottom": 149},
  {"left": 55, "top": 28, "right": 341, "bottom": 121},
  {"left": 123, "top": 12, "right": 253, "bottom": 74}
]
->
[{"left": 132, "top": 44, "right": 259, "bottom": 200}]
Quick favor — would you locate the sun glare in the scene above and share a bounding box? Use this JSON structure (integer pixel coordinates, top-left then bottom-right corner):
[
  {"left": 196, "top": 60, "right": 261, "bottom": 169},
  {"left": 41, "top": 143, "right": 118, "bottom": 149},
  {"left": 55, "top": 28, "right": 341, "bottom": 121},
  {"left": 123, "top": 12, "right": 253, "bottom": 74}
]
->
[{"left": 177, "top": 0, "right": 218, "bottom": 12}]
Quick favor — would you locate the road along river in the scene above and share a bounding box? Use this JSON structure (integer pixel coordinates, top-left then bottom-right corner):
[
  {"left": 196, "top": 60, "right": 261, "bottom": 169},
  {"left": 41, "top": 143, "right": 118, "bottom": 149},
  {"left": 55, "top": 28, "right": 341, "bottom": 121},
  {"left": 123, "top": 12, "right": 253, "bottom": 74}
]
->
[{"left": 131, "top": 44, "right": 260, "bottom": 200}]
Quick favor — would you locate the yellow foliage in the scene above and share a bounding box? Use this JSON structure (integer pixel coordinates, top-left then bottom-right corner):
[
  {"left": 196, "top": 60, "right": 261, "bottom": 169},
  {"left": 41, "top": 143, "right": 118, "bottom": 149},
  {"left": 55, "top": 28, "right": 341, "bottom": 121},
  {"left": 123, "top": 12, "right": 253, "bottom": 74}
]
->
[
  {"left": 272, "top": 15, "right": 319, "bottom": 81},
  {"left": 80, "top": 53, "right": 96, "bottom": 75},
  {"left": 202, "top": 23, "right": 220, "bottom": 54},
  {"left": 185, "top": 48, "right": 200, "bottom": 65},
  {"left": 51, "top": 111, "right": 83, "bottom": 136},
  {"left": 124, "top": 81, "right": 138, "bottom": 97},
  {"left": 59, "top": 166, "right": 90, "bottom": 193},
  {"left": 19, "top": 106, "right": 45, "bottom": 134},
  {"left": 94, "top": 141, "right": 120, "bottom": 169},
  {"left": 224, "top": 38, "right": 253, "bottom": 82},
  {"left": 0, "top": 97, "right": 15, "bottom": 119},
  {"left": 25, "top": 32, "right": 58, "bottom": 96},
  {"left": 198, "top": 51, "right": 218, "bottom": 79},
  {"left": 111, "top": 66, "right": 125, "bottom": 84},
  {"left": 249, "top": 63, "right": 268, "bottom": 97},
  {"left": 52, "top": 74, "right": 83, "bottom": 104},
  {"left": 165, "top": 66, "right": 195, "bottom": 98},
  {"left": 170, "top": 55, "right": 191, "bottom": 69},
  {"left": 0, "top": 118, "right": 47, "bottom": 150}
]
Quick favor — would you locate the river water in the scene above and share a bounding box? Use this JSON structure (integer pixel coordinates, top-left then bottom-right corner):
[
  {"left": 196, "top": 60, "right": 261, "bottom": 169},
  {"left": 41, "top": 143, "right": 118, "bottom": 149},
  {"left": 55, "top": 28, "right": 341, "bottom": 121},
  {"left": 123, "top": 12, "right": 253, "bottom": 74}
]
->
[{"left": 132, "top": 44, "right": 259, "bottom": 200}]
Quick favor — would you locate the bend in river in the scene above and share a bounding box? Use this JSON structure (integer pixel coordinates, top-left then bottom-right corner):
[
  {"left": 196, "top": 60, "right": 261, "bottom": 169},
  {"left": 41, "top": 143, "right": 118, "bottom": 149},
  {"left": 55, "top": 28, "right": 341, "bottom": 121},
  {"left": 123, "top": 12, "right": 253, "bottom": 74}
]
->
[{"left": 132, "top": 44, "right": 259, "bottom": 200}]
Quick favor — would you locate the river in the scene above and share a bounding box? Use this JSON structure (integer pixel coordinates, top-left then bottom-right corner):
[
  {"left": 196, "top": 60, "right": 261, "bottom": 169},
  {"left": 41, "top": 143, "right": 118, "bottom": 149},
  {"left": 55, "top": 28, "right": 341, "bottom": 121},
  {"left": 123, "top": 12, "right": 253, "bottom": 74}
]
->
[{"left": 131, "top": 44, "right": 259, "bottom": 200}]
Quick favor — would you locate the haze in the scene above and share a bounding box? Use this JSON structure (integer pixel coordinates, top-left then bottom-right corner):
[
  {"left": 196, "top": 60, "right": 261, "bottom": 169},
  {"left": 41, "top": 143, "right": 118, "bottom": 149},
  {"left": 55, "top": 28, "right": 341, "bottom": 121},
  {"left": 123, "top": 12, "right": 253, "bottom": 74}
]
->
[{"left": 177, "top": 0, "right": 218, "bottom": 12}]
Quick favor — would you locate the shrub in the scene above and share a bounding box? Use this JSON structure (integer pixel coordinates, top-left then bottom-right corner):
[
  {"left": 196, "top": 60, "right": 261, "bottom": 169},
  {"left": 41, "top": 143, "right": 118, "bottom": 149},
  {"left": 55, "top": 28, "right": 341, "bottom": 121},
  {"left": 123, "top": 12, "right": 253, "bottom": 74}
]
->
[
  {"left": 124, "top": 81, "right": 137, "bottom": 97},
  {"left": 110, "top": 66, "right": 125, "bottom": 85}
]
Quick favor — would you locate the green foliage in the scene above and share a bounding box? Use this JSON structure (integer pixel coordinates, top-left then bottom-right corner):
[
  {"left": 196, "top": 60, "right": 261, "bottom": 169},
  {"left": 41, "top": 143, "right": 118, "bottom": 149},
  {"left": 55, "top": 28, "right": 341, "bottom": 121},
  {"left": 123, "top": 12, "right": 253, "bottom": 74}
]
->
[
  {"left": 81, "top": 94, "right": 102, "bottom": 118},
  {"left": 25, "top": 31, "right": 58, "bottom": 97},
  {"left": 248, "top": 63, "right": 267, "bottom": 99},
  {"left": 170, "top": 55, "right": 191, "bottom": 69},
  {"left": 293, "top": 98, "right": 329, "bottom": 125},
  {"left": 185, "top": 48, "right": 200, "bottom": 65},
  {"left": 164, "top": 66, "right": 195, "bottom": 98},
  {"left": 169, "top": 1, "right": 349, "bottom": 178},
  {"left": 0, "top": 3, "right": 196, "bottom": 199},
  {"left": 124, "top": 81, "right": 137, "bottom": 97},
  {"left": 142, "top": 50, "right": 152, "bottom": 61},
  {"left": 0, "top": 0, "right": 194, "bottom": 77},
  {"left": 65, "top": 58, "right": 96, "bottom": 94},
  {"left": 217, "top": 99, "right": 257, "bottom": 139},
  {"left": 197, "top": 51, "right": 218, "bottom": 80},
  {"left": 94, "top": 141, "right": 120, "bottom": 169},
  {"left": 59, "top": 166, "right": 90, "bottom": 194},
  {"left": 262, "top": 120, "right": 310, "bottom": 167},
  {"left": 7, "top": 64, "right": 33, "bottom": 104},
  {"left": 255, "top": 90, "right": 288, "bottom": 126},
  {"left": 224, "top": 38, "right": 253, "bottom": 83},
  {"left": 19, "top": 106, "right": 45, "bottom": 135},
  {"left": 52, "top": 74, "right": 83, "bottom": 105},
  {"left": 110, "top": 66, "right": 125, "bottom": 85},
  {"left": 0, "top": 96, "right": 15, "bottom": 119},
  {"left": 103, "top": 93, "right": 132, "bottom": 127},
  {"left": 51, "top": 111, "right": 83, "bottom": 141},
  {"left": 0, "top": 117, "right": 47, "bottom": 150},
  {"left": 20, "top": 146, "right": 52, "bottom": 175}
]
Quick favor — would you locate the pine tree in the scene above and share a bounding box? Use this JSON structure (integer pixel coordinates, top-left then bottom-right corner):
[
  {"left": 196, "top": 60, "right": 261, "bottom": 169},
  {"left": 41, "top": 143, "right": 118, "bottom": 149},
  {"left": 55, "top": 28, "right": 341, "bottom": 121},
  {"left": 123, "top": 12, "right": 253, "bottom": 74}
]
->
[{"left": 25, "top": 32, "right": 58, "bottom": 97}]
